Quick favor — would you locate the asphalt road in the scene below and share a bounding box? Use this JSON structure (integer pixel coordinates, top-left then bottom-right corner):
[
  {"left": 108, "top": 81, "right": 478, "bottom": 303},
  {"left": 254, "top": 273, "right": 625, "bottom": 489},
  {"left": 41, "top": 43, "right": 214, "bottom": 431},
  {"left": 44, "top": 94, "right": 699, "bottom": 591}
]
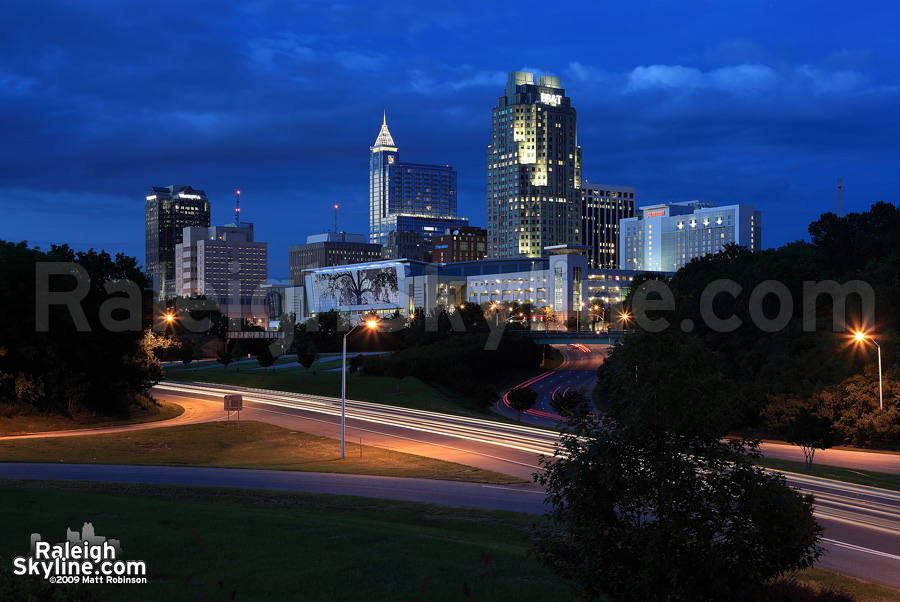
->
[
  {"left": 5, "top": 346, "right": 900, "bottom": 590},
  {"left": 2, "top": 460, "right": 899, "bottom": 589},
  {"left": 0, "top": 463, "right": 547, "bottom": 514},
  {"left": 496, "top": 343, "right": 607, "bottom": 426}
]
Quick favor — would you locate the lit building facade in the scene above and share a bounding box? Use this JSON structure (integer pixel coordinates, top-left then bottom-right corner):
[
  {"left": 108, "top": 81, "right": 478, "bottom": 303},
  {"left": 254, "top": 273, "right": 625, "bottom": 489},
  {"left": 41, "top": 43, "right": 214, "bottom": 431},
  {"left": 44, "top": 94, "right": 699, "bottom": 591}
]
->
[
  {"left": 581, "top": 183, "right": 635, "bottom": 269},
  {"left": 433, "top": 227, "right": 488, "bottom": 263},
  {"left": 487, "top": 71, "right": 582, "bottom": 258},
  {"left": 289, "top": 232, "right": 383, "bottom": 285},
  {"left": 369, "top": 115, "right": 466, "bottom": 247},
  {"left": 297, "top": 246, "right": 650, "bottom": 328},
  {"left": 174, "top": 222, "right": 268, "bottom": 323},
  {"left": 620, "top": 202, "right": 762, "bottom": 272},
  {"left": 145, "top": 185, "right": 210, "bottom": 299},
  {"left": 382, "top": 230, "right": 431, "bottom": 262}
]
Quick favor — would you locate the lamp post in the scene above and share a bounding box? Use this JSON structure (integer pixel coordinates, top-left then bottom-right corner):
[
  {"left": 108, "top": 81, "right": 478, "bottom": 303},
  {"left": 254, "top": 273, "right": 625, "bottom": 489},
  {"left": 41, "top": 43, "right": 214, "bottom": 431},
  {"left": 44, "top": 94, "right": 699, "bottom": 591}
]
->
[
  {"left": 342, "top": 317, "right": 378, "bottom": 458},
  {"left": 855, "top": 332, "right": 883, "bottom": 410}
]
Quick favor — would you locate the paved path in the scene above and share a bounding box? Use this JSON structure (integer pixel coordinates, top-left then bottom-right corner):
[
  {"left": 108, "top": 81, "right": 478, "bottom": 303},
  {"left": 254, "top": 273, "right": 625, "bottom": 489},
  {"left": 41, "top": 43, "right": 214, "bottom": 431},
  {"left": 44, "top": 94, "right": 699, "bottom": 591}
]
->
[{"left": 0, "top": 463, "right": 546, "bottom": 513}]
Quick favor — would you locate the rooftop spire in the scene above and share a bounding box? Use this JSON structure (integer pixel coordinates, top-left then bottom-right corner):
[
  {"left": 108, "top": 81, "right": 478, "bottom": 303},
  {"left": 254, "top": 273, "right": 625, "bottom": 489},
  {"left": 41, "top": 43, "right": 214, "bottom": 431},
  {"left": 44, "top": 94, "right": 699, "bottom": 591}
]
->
[{"left": 373, "top": 111, "right": 395, "bottom": 147}]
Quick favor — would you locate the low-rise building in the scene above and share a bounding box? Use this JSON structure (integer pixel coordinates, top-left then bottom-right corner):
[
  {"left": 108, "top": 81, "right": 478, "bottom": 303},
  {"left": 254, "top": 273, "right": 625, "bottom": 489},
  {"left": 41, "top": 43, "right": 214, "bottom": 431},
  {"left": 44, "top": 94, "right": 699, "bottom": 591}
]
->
[{"left": 433, "top": 227, "right": 488, "bottom": 263}]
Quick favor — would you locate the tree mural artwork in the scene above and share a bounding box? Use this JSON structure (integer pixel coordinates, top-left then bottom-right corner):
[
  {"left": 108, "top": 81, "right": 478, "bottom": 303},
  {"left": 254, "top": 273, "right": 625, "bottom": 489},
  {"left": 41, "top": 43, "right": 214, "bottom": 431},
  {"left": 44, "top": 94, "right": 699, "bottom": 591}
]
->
[{"left": 316, "top": 267, "right": 399, "bottom": 306}]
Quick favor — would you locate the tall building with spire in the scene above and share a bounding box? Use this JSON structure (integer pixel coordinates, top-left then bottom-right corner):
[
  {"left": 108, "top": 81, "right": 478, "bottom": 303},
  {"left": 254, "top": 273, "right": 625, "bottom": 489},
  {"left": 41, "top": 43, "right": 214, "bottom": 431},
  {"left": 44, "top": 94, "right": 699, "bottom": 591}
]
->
[
  {"left": 487, "top": 71, "right": 582, "bottom": 258},
  {"left": 369, "top": 114, "right": 466, "bottom": 249}
]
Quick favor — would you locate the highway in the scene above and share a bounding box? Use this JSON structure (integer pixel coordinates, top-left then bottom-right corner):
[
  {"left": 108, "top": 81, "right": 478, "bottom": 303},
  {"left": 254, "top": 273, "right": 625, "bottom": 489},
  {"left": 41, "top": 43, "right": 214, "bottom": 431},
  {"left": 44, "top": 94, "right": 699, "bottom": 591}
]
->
[
  {"left": 4, "top": 343, "right": 899, "bottom": 589},
  {"left": 148, "top": 375, "right": 900, "bottom": 589},
  {"left": 496, "top": 343, "right": 606, "bottom": 426}
]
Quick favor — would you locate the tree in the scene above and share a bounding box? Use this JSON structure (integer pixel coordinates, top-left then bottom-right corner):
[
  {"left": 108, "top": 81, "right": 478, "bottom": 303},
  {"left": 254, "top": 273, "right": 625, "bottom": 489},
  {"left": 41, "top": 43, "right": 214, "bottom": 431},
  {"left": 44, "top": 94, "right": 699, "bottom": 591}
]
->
[
  {"left": 535, "top": 330, "right": 823, "bottom": 602},
  {"left": 296, "top": 341, "right": 318, "bottom": 377},
  {"left": 506, "top": 386, "right": 537, "bottom": 421},
  {"left": 766, "top": 397, "right": 837, "bottom": 470},
  {"left": 473, "top": 384, "right": 499, "bottom": 413},
  {"left": 0, "top": 241, "right": 159, "bottom": 415},
  {"left": 180, "top": 341, "right": 196, "bottom": 369},
  {"left": 549, "top": 388, "right": 588, "bottom": 418},
  {"left": 348, "top": 354, "right": 365, "bottom": 382},
  {"left": 387, "top": 355, "right": 408, "bottom": 392},
  {"left": 256, "top": 348, "right": 277, "bottom": 374},
  {"left": 231, "top": 341, "right": 246, "bottom": 372},
  {"left": 216, "top": 349, "right": 233, "bottom": 373}
]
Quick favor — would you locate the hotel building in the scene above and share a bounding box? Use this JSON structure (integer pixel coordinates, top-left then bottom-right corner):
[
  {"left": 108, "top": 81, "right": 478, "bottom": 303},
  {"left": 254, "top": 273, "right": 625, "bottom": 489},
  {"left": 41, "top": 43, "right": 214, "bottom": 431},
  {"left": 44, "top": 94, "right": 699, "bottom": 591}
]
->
[{"left": 620, "top": 202, "right": 762, "bottom": 272}]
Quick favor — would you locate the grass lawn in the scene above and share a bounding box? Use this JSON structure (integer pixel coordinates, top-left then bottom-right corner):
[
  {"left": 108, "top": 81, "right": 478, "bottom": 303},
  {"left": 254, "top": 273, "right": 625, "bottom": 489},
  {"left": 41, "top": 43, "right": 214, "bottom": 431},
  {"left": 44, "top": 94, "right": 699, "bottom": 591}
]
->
[
  {"left": 0, "top": 421, "right": 524, "bottom": 484},
  {"left": 0, "top": 480, "right": 568, "bottom": 602},
  {"left": 0, "top": 401, "right": 184, "bottom": 436},
  {"left": 756, "top": 457, "right": 900, "bottom": 493},
  {"left": 0, "top": 481, "right": 894, "bottom": 602},
  {"left": 796, "top": 567, "right": 900, "bottom": 602}
]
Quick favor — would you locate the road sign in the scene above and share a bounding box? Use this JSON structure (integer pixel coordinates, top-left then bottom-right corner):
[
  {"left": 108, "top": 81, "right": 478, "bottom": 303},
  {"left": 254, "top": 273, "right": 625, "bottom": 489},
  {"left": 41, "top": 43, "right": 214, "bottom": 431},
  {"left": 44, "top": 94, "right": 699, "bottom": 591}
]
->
[{"left": 224, "top": 395, "right": 243, "bottom": 411}]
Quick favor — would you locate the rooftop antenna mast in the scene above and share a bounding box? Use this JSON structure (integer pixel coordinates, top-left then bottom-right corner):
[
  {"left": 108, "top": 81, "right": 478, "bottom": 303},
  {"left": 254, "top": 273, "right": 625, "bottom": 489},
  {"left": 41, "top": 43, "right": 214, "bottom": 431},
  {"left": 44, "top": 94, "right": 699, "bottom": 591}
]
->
[
  {"left": 235, "top": 189, "right": 241, "bottom": 223},
  {"left": 334, "top": 205, "right": 338, "bottom": 232},
  {"left": 837, "top": 178, "right": 843, "bottom": 217}
]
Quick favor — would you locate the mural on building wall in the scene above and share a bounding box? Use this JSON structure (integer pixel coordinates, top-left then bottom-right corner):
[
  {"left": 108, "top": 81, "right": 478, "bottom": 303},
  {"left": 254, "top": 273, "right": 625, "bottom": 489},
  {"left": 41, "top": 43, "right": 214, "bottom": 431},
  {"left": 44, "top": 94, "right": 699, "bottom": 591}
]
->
[{"left": 315, "top": 267, "right": 399, "bottom": 307}]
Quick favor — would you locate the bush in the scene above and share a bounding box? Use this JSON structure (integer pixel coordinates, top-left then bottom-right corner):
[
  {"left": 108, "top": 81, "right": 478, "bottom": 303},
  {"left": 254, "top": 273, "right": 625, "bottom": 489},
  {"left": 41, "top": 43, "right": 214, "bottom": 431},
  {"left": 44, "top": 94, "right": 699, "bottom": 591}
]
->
[{"left": 362, "top": 354, "right": 388, "bottom": 376}]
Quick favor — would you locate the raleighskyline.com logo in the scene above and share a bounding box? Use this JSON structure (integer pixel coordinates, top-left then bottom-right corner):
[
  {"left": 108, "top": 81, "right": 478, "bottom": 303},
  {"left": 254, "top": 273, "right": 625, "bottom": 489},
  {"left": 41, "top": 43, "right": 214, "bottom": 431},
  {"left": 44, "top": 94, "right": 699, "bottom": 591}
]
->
[{"left": 12, "top": 522, "right": 147, "bottom": 585}]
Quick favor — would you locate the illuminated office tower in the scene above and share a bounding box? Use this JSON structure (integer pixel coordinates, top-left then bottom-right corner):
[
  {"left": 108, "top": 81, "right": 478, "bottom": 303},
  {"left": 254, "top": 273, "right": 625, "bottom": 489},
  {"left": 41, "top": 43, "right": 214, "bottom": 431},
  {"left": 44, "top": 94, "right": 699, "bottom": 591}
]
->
[
  {"left": 487, "top": 70, "right": 582, "bottom": 258},
  {"left": 145, "top": 185, "right": 210, "bottom": 299},
  {"left": 369, "top": 115, "right": 466, "bottom": 248},
  {"left": 581, "top": 183, "right": 635, "bottom": 269}
]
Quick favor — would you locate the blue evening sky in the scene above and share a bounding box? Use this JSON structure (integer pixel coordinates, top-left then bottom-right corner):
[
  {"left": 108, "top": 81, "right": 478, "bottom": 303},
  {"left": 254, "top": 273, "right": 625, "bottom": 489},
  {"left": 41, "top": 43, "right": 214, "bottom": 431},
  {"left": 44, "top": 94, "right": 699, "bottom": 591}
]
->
[{"left": 2, "top": 1, "right": 898, "bottom": 278}]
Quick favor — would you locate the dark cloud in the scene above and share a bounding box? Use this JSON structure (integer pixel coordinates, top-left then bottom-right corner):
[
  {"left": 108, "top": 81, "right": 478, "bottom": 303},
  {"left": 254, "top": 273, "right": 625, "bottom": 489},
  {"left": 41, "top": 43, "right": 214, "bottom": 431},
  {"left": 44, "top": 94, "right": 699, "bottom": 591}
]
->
[{"left": 1, "top": 0, "right": 899, "bottom": 277}]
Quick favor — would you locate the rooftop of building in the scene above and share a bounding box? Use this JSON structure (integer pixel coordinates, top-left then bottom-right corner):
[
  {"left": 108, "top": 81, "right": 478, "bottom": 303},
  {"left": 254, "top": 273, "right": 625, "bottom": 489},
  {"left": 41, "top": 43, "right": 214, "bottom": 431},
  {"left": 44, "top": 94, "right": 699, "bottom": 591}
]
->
[{"left": 301, "top": 231, "right": 370, "bottom": 245}]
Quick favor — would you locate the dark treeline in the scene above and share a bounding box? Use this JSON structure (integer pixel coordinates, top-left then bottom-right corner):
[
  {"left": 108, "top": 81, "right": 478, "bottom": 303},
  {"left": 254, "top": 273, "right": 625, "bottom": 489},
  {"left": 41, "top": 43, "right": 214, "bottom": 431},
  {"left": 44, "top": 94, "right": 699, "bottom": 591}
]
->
[
  {"left": 601, "top": 202, "right": 900, "bottom": 447},
  {"left": 0, "top": 241, "right": 161, "bottom": 416},
  {"left": 292, "top": 304, "right": 543, "bottom": 410}
]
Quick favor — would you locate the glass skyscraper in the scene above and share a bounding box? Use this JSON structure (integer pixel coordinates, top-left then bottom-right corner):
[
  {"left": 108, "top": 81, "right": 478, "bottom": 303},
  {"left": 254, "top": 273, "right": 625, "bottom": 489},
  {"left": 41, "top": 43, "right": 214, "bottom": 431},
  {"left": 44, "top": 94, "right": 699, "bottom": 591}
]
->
[
  {"left": 369, "top": 115, "right": 466, "bottom": 248},
  {"left": 487, "top": 71, "right": 582, "bottom": 258},
  {"left": 145, "top": 185, "right": 211, "bottom": 300}
]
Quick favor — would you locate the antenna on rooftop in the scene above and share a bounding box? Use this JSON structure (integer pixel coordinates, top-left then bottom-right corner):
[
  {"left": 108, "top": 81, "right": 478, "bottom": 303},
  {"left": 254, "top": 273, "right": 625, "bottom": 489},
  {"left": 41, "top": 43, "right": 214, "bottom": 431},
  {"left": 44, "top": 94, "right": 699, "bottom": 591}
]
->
[
  {"left": 334, "top": 205, "right": 338, "bottom": 232},
  {"left": 235, "top": 190, "right": 241, "bottom": 224}
]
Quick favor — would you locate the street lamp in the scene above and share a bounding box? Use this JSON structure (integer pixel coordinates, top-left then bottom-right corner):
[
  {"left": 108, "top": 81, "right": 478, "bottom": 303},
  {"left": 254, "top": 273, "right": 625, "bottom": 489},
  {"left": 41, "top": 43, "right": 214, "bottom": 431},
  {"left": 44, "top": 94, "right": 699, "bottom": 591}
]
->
[
  {"left": 855, "top": 331, "right": 883, "bottom": 410},
  {"left": 341, "top": 317, "right": 378, "bottom": 458}
]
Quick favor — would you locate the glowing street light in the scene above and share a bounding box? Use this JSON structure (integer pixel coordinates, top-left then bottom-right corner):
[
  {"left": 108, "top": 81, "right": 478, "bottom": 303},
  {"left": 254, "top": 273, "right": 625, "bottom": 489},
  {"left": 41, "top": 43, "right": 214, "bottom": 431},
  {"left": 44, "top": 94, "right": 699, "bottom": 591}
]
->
[
  {"left": 341, "top": 317, "right": 379, "bottom": 458},
  {"left": 855, "top": 331, "right": 883, "bottom": 410}
]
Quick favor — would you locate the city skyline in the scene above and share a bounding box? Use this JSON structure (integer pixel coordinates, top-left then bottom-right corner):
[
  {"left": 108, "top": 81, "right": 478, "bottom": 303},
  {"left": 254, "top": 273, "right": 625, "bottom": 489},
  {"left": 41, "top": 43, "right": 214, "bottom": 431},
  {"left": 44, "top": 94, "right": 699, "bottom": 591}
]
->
[{"left": 3, "top": 2, "right": 900, "bottom": 278}]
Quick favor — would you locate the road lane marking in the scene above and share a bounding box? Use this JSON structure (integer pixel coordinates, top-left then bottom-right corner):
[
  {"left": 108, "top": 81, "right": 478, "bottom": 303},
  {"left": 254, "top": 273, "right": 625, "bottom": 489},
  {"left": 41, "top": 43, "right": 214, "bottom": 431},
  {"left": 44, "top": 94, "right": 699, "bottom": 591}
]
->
[
  {"left": 822, "top": 538, "right": 900, "bottom": 561},
  {"left": 481, "top": 485, "right": 545, "bottom": 494}
]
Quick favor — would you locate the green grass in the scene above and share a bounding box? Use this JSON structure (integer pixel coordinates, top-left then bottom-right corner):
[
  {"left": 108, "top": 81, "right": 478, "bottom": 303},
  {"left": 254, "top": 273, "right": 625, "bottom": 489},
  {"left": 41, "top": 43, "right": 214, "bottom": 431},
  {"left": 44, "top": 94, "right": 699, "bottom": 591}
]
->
[
  {"left": 0, "top": 400, "right": 184, "bottom": 436},
  {"left": 756, "top": 457, "right": 900, "bottom": 493},
  {"left": 0, "top": 421, "right": 525, "bottom": 484},
  {"left": 793, "top": 567, "right": 900, "bottom": 602},
  {"left": 0, "top": 480, "right": 569, "bottom": 602},
  {"left": 0, "top": 481, "right": 894, "bottom": 602},
  {"left": 163, "top": 361, "right": 481, "bottom": 415}
]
